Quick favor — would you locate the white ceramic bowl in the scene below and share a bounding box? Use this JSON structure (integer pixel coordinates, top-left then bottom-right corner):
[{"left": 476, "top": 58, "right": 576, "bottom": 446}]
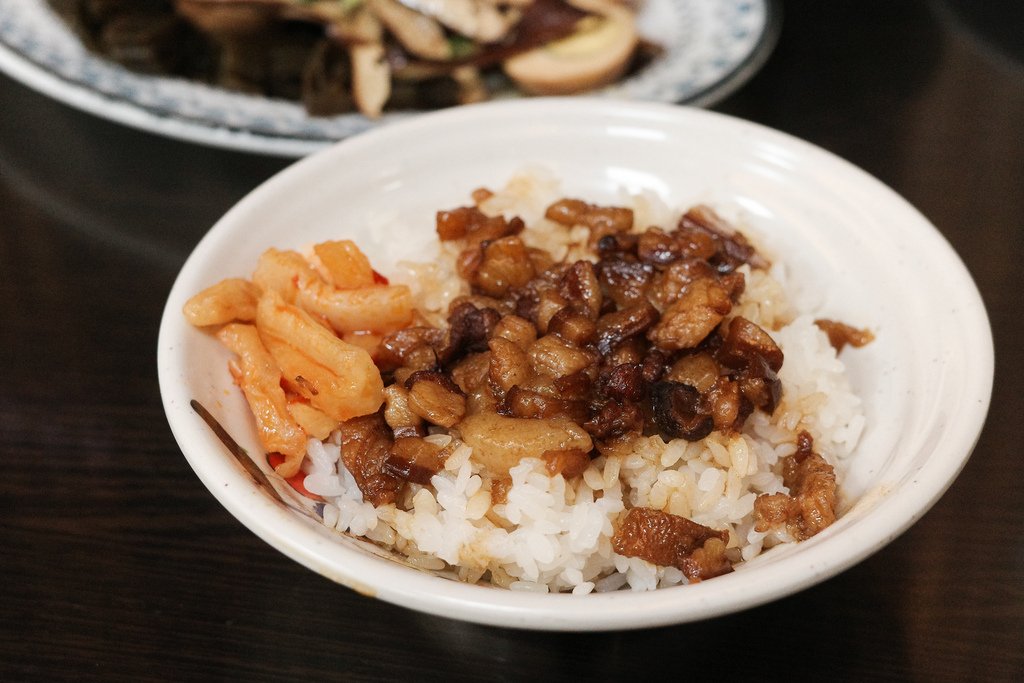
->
[{"left": 158, "top": 98, "right": 993, "bottom": 631}]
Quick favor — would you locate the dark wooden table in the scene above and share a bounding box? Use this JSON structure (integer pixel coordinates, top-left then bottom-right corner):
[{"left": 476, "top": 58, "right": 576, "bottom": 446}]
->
[{"left": 3, "top": 1, "right": 1021, "bottom": 680}]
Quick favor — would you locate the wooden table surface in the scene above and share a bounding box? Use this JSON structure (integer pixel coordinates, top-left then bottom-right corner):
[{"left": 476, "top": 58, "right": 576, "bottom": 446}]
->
[{"left": 2, "top": 1, "right": 1021, "bottom": 680}]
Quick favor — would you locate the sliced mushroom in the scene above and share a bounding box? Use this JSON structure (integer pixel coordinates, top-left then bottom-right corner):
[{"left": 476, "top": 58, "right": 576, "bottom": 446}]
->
[
  {"left": 502, "top": 3, "right": 637, "bottom": 95},
  {"left": 650, "top": 381, "right": 714, "bottom": 442},
  {"left": 368, "top": 0, "right": 451, "bottom": 60},
  {"left": 349, "top": 40, "right": 391, "bottom": 118}
]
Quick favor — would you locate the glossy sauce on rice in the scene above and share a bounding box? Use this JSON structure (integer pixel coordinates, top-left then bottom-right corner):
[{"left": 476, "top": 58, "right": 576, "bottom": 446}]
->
[
  {"left": 309, "top": 172, "right": 865, "bottom": 592},
  {"left": 185, "top": 169, "right": 869, "bottom": 593}
]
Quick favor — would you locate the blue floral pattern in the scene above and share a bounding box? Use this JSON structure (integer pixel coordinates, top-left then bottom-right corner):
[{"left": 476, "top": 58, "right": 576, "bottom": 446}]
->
[{"left": 0, "top": 0, "right": 773, "bottom": 154}]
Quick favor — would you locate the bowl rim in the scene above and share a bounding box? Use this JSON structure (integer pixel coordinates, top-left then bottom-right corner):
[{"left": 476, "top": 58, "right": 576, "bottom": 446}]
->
[{"left": 157, "top": 97, "right": 994, "bottom": 631}]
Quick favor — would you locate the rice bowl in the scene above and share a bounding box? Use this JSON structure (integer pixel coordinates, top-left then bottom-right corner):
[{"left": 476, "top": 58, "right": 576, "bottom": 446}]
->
[{"left": 158, "top": 99, "right": 992, "bottom": 630}]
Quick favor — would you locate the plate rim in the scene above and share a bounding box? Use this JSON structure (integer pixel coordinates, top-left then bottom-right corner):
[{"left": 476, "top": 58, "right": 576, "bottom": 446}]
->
[{"left": 0, "top": 0, "right": 779, "bottom": 157}]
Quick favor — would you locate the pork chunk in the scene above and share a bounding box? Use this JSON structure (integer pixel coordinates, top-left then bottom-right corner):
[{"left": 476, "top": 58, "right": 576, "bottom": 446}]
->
[
  {"left": 754, "top": 431, "right": 837, "bottom": 540},
  {"left": 612, "top": 507, "right": 732, "bottom": 581},
  {"left": 340, "top": 413, "right": 403, "bottom": 507},
  {"left": 647, "top": 278, "right": 732, "bottom": 351}
]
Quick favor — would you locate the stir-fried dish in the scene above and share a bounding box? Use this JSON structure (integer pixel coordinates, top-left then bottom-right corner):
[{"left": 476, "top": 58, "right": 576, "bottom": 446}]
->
[{"left": 49, "top": 0, "right": 655, "bottom": 117}]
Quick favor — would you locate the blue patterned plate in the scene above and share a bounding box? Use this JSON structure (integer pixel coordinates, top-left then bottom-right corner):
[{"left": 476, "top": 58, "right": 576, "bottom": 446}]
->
[{"left": 0, "top": 0, "right": 778, "bottom": 156}]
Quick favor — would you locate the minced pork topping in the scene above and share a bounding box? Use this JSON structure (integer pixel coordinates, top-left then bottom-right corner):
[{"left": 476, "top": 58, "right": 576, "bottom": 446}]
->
[{"left": 185, "top": 183, "right": 870, "bottom": 587}]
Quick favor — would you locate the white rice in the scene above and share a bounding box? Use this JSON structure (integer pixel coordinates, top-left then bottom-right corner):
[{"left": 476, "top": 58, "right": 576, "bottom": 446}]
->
[{"left": 300, "top": 172, "right": 865, "bottom": 592}]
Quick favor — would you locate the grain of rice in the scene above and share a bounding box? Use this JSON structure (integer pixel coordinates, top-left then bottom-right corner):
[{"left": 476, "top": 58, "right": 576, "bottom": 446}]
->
[
  {"left": 424, "top": 433, "right": 453, "bottom": 448},
  {"left": 465, "top": 490, "right": 490, "bottom": 520},
  {"left": 602, "top": 457, "right": 621, "bottom": 490},
  {"left": 595, "top": 572, "right": 628, "bottom": 593},
  {"left": 648, "top": 482, "right": 668, "bottom": 510},
  {"left": 660, "top": 441, "right": 686, "bottom": 468},
  {"left": 668, "top": 490, "right": 690, "bottom": 518},
  {"left": 582, "top": 464, "right": 605, "bottom": 491},
  {"left": 405, "top": 552, "right": 447, "bottom": 572}
]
